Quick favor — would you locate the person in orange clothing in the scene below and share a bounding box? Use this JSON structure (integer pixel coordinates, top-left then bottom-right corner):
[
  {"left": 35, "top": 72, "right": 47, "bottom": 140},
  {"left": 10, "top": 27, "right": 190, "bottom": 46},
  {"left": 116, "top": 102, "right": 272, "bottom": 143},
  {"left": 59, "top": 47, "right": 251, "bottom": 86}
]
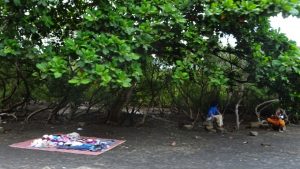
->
[{"left": 267, "top": 108, "right": 287, "bottom": 131}]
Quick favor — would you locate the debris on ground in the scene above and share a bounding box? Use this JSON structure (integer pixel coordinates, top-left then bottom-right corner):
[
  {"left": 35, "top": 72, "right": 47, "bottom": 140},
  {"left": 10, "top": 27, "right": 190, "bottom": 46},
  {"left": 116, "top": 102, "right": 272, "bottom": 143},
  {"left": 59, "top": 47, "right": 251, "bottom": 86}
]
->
[
  {"left": 261, "top": 143, "right": 271, "bottom": 147},
  {"left": 207, "top": 129, "right": 217, "bottom": 133},
  {"left": 194, "top": 136, "right": 201, "bottom": 139},
  {"left": 183, "top": 124, "right": 193, "bottom": 130},
  {"left": 249, "top": 131, "right": 258, "bottom": 136}
]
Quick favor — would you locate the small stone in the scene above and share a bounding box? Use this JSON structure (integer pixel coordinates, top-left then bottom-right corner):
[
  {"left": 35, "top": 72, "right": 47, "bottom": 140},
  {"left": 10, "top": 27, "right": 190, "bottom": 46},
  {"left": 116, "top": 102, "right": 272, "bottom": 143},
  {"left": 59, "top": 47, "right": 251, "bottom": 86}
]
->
[
  {"left": 194, "top": 135, "right": 201, "bottom": 139},
  {"left": 171, "top": 141, "right": 176, "bottom": 146},
  {"left": 249, "top": 131, "right": 258, "bottom": 136},
  {"left": 208, "top": 129, "right": 217, "bottom": 133},
  {"left": 261, "top": 143, "right": 271, "bottom": 147},
  {"left": 183, "top": 124, "right": 193, "bottom": 130},
  {"left": 78, "top": 122, "right": 86, "bottom": 127},
  {"left": 41, "top": 166, "right": 51, "bottom": 169},
  {"left": 76, "top": 166, "right": 96, "bottom": 169},
  {"left": 205, "top": 125, "right": 214, "bottom": 130}
]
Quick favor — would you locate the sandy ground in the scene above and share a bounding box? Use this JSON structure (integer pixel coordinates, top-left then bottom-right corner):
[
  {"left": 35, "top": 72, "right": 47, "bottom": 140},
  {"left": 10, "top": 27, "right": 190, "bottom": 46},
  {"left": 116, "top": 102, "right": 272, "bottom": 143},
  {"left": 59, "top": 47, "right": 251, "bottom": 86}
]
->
[{"left": 0, "top": 118, "right": 300, "bottom": 169}]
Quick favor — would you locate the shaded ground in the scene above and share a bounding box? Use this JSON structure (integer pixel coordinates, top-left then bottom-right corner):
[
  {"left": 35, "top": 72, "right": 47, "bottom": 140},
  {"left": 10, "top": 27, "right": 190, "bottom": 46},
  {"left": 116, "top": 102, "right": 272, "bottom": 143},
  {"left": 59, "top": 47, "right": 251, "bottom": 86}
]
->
[{"left": 0, "top": 117, "right": 300, "bottom": 169}]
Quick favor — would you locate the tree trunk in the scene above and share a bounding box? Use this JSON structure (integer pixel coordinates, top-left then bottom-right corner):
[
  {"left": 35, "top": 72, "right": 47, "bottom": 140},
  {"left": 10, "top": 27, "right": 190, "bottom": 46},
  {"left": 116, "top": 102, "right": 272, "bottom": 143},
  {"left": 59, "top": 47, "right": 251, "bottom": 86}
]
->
[
  {"left": 235, "top": 98, "right": 242, "bottom": 130},
  {"left": 47, "top": 96, "right": 68, "bottom": 123},
  {"left": 107, "top": 84, "right": 135, "bottom": 124},
  {"left": 235, "top": 85, "right": 244, "bottom": 130}
]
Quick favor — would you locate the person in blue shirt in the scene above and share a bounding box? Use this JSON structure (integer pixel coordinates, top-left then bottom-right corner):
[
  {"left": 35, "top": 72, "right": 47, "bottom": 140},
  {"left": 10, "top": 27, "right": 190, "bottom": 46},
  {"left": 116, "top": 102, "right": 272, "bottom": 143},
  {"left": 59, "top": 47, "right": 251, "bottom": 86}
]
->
[{"left": 206, "top": 102, "right": 223, "bottom": 128}]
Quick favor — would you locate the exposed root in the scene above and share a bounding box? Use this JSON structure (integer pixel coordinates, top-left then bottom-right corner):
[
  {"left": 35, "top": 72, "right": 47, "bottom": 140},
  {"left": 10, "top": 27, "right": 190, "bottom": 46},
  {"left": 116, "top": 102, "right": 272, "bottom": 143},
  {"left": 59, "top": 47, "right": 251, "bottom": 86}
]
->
[
  {"left": 25, "top": 107, "right": 52, "bottom": 123},
  {"left": 0, "top": 113, "right": 17, "bottom": 121}
]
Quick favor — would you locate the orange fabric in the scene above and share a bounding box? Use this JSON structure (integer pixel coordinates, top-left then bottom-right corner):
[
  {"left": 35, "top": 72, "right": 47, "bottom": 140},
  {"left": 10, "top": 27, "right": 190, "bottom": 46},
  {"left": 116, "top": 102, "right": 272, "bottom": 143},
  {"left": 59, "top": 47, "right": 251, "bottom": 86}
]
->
[{"left": 267, "top": 117, "right": 285, "bottom": 127}]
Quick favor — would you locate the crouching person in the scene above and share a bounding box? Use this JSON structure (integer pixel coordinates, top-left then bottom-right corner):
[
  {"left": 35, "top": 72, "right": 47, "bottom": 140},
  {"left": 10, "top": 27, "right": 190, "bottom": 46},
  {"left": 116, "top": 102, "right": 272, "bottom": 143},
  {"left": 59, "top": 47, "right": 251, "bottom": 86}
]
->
[
  {"left": 267, "top": 108, "right": 287, "bottom": 132},
  {"left": 205, "top": 102, "right": 224, "bottom": 132}
]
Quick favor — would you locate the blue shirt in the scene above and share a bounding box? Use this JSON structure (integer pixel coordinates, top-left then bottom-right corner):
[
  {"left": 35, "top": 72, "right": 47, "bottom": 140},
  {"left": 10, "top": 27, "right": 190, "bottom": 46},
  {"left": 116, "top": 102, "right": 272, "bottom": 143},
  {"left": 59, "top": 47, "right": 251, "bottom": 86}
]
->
[{"left": 207, "top": 106, "right": 219, "bottom": 118}]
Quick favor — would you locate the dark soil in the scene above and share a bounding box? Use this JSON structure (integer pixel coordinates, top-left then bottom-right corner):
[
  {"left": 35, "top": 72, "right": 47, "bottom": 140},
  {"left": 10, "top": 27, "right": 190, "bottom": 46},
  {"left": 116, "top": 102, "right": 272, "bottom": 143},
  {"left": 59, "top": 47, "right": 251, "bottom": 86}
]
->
[{"left": 0, "top": 117, "right": 300, "bottom": 169}]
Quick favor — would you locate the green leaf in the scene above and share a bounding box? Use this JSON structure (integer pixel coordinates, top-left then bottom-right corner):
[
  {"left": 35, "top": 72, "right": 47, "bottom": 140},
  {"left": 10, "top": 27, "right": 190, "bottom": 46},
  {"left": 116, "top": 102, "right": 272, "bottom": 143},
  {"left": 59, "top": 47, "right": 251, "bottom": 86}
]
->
[
  {"left": 102, "top": 48, "right": 109, "bottom": 55},
  {"left": 84, "top": 14, "right": 96, "bottom": 22},
  {"left": 80, "top": 78, "right": 91, "bottom": 84},
  {"left": 3, "top": 46, "right": 15, "bottom": 55},
  {"left": 95, "top": 64, "right": 105, "bottom": 75},
  {"left": 223, "top": 0, "right": 234, "bottom": 8},
  {"left": 13, "top": 0, "right": 21, "bottom": 6},
  {"left": 102, "top": 73, "right": 112, "bottom": 84},
  {"left": 36, "top": 63, "right": 48, "bottom": 72},
  {"left": 121, "top": 78, "right": 132, "bottom": 88},
  {"left": 289, "top": 8, "right": 299, "bottom": 15},
  {"left": 41, "top": 15, "right": 54, "bottom": 27},
  {"left": 54, "top": 72, "right": 62, "bottom": 78},
  {"left": 68, "top": 78, "right": 79, "bottom": 84},
  {"left": 64, "top": 38, "right": 76, "bottom": 50}
]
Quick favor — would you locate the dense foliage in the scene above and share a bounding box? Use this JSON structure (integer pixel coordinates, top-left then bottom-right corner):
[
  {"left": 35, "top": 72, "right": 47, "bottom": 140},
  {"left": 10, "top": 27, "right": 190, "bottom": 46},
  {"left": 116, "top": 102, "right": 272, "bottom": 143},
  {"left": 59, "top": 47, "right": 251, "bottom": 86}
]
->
[{"left": 0, "top": 0, "right": 300, "bottom": 123}]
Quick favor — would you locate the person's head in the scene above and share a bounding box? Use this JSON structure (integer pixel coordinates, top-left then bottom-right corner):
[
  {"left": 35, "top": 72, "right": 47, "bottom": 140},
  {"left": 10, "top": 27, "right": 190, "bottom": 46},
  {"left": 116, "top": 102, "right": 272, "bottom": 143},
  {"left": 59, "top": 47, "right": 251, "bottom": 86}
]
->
[{"left": 276, "top": 108, "right": 283, "bottom": 115}]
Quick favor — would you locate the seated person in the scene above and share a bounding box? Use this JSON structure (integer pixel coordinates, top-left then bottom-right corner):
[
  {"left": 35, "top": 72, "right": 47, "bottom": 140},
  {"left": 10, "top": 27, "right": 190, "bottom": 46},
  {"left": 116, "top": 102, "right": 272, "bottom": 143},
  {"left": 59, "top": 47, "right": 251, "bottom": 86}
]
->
[
  {"left": 267, "top": 108, "right": 287, "bottom": 131},
  {"left": 206, "top": 103, "right": 223, "bottom": 129}
]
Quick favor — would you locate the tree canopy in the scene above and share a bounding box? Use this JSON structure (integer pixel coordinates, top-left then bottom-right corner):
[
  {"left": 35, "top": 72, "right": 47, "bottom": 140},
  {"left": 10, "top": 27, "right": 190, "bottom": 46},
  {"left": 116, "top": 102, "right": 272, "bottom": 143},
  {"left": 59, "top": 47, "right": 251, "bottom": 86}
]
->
[{"left": 1, "top": 0, "right": 300, "bottom": 123}]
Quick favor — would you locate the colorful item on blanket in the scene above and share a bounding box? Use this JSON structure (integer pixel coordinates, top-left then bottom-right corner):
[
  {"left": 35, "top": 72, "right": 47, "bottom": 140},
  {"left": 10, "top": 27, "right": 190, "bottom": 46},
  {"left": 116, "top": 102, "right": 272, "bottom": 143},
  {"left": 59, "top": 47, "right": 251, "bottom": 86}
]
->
[{"left": 30, "top": 132, "right": 115, "bottom": 152}]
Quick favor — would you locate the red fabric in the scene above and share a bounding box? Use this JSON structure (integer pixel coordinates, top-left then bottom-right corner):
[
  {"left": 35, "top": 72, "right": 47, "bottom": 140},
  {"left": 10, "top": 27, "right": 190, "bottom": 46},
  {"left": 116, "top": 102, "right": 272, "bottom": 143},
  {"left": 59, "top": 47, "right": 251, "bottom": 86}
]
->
[{"left": 9, "top": 136, "right": 125, "bottom": 156}]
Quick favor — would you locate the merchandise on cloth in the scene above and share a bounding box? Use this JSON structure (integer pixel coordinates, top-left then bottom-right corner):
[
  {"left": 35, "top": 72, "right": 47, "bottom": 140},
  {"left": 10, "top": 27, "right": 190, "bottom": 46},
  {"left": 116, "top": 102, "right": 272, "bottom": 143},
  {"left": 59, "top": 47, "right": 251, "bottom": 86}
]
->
[{"left": 30, "top": 132, "right": 115, "bottom": 152}]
